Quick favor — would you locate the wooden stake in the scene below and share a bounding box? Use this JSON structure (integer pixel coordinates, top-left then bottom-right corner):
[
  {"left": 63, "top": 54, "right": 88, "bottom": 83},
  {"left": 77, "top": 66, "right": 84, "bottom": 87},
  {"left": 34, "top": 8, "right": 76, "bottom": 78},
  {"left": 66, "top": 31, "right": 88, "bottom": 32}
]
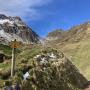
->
[
  {"left": 11, "top": 47, "right": 16, "bottom": 77},
  {"left": 10, "top": 39, "right": 20, "bottom": 77}
]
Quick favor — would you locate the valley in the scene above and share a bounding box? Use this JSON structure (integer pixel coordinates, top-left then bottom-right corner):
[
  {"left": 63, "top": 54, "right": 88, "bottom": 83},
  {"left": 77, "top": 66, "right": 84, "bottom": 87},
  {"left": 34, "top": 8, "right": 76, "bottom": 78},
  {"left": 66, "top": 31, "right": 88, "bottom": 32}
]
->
[{"left": 0, "top": 14, "right": 90, "bottom": 90}]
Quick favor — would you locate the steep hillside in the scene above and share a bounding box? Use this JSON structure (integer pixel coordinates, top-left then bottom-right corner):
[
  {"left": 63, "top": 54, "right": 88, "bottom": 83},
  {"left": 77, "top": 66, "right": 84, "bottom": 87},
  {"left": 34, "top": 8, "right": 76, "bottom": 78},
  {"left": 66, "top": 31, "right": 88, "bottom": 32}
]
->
[
  {"left": 0, "top": 14, "right": 39, "bottom": 44},
  {"left": 46, "top": 22, "right": 90, "bottom": 80}
]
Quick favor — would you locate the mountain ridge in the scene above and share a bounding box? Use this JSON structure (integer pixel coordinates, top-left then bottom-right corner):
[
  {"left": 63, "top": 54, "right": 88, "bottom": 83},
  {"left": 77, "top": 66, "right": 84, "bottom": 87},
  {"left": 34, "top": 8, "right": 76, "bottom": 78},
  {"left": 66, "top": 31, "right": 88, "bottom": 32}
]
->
[{"left": 46, "top": 21, "right": 90, "bottom": 44}]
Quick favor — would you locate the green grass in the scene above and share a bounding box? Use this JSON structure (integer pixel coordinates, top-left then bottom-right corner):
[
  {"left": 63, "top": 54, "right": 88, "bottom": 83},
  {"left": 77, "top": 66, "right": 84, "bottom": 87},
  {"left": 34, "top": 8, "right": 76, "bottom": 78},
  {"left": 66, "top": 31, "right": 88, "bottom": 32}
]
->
[
  {"left": 0, "top": 62, "right": 11, "bottom": 69},
  {"left": 0, "top": 44, "right": 21, "bottom": 71},
  {"left": 0, "top": 44, "right": 21, "bottom": 56},
  {"left": 16, "top": 45, "right": 42, "bottom": 63},
  {"left": 0, "top": 44, "right": 12, "bottom": 56}
]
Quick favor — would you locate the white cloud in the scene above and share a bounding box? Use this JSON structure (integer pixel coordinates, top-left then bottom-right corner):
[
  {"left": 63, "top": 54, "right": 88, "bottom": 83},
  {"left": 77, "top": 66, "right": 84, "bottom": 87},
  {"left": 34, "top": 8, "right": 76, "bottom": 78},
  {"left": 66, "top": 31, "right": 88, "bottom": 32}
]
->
[{"left": 0, "top": 0, "right": 52, "bottom": 20}]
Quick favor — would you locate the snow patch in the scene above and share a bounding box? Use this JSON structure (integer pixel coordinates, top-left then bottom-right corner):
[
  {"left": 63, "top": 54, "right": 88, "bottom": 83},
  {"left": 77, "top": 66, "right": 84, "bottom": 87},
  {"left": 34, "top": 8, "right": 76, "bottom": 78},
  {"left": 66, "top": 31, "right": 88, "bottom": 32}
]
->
[
  {"left": 34, "top": 55, "right": 41, "bottom": 59},
  {"left": 34, "top": 52, "right": 58, "bottom": 64},
  {"left": 49, "top": 52, "right": 56, "bottom": 59},
  {"left": 0, "top": 19, "right": 14, "bottom": 24},
  {"left": 0, "top": 30, "right": 24, "bottom": 42},
  {"left": 23, "top": 72, "right": 30, "bottom": 80}
]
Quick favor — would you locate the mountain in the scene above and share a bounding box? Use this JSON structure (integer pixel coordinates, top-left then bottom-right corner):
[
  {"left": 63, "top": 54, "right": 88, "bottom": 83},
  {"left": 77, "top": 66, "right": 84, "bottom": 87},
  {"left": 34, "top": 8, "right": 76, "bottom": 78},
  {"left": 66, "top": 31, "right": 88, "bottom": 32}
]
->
[
  {"left": 0, "top": 14, "right": 39, "bottom": 44},
  {"left": 46, "top": 22, "right": 90, "bottom": 80},
  {"left": 46, "top": 22, "right": 90, "bottom": 44}
]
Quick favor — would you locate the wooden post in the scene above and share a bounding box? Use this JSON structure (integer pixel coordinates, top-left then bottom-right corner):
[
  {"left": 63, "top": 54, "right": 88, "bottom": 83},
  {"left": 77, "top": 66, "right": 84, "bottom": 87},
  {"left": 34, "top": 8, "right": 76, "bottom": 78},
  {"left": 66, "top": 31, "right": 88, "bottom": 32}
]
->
[
  {"left": 10, "top": 39, "right": 19, "bottom": 77},
  {"left": 11, "top": 47, "right": 16, "bottom": 77}
]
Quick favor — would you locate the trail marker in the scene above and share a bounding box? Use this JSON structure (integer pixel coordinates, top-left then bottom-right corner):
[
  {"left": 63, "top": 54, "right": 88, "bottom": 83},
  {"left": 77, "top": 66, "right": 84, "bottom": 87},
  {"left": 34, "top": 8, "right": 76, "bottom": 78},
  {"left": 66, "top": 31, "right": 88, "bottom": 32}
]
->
[
  {"left": 10, "top": 39, "right": 19, "bottom": 48},
  {"left": 10, "top": 39, "right": 20, "bottom": 77}
]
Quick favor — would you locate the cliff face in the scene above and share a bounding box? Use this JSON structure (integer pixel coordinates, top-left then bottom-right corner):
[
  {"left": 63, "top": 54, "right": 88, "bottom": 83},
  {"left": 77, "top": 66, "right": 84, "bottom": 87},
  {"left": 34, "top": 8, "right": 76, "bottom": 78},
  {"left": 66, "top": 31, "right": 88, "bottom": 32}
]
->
[{"left": 0, "top": 14, "right": 39, "bottom": 44}]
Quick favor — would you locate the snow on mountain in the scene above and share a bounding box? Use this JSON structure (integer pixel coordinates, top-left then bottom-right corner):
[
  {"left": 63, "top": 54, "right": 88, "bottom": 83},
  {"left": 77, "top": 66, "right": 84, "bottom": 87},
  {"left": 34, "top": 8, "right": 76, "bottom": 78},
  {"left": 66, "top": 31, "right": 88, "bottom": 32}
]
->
[
  {"left": 0, "top": 30, "right": 23, "bottom": 42},
  {"left": 0, "top": 19, "right": 14, "bottom": 25},
  {"left": 0, "top": 14, "right": 39, "bottom": 44}
]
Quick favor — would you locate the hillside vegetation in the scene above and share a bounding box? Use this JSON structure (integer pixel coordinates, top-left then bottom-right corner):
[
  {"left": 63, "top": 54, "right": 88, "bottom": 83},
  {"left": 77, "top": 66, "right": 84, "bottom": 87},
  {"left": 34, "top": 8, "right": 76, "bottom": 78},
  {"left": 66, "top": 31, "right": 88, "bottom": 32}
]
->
[{"left": 0, "top": 44, "right": 88, "bottom": 90}]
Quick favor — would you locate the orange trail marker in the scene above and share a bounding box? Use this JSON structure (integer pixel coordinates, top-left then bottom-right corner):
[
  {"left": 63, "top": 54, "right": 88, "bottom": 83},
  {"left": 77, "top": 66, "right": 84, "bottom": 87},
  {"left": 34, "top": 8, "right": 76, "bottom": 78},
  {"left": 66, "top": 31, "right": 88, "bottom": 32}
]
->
[{"left": 10, "top": 39, "right": 20, "bottom": 48}]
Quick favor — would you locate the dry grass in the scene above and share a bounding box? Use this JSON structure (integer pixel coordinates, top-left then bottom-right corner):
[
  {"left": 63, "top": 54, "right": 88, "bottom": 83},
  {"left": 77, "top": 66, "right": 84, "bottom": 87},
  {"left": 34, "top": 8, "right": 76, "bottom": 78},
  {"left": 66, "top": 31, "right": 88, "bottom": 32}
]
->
[{"left": 55, "top": 39, "right": 90, "bottom": 80}]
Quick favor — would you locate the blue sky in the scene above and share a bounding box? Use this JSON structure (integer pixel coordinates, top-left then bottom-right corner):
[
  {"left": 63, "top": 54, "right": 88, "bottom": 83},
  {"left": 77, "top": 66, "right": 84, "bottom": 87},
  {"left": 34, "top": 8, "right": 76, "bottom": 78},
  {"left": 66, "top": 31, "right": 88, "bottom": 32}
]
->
[{"left": 0, "top": 0, "right": 90, "bottom": 37}]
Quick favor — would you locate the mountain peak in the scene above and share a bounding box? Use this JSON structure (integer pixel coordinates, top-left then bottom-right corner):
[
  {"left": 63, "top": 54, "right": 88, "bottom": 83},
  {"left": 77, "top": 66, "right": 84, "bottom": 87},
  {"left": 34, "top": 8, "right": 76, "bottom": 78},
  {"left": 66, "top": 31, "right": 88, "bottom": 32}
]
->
[
  {"left": 47, "top": 29, "right": 64, "bottom": 37},
  {"left": 0, "top": 14, "right": 39, "bottom": 44},
  {"left": 0, "top": 14, "right": 8, "bottom": 19}
]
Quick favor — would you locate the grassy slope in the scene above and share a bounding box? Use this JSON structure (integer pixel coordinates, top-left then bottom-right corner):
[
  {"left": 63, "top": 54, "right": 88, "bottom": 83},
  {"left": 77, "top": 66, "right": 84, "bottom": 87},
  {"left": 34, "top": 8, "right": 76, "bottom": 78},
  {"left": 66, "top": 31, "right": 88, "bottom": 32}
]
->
[
  {"left": 58, "top": 39, "right": 90, "bottom": 80},
  {"left": 0, "top": 44, "right": 12, "bottom": 56},
  {"left": 0, "top": 44, "right": 87, "bottom": 90},
  {"left": 0, "top": 44, "right": 21, "bottom": 72},
  {"left": 0, "top": 46, "right": 87, "bottom": 90},
  {"left": 0, "top": 44, "right": 42, "bottom": 74},
  {"left": 0, "top": 44, "right": 42, "bottom": 88},
  {"left": 18, "top": 40, "right": 90, "bottom": 81}
]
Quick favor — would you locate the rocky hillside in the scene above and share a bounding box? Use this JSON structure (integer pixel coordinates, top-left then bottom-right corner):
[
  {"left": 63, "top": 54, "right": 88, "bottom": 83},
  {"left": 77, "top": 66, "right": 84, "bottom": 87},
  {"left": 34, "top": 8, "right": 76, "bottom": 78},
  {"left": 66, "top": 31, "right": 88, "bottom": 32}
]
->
[
  {"left": 0, "top": 14, "right": 39, "bottom": 44},
  {"left": 46, "top": 22, "right": 90, "bottom": 80}
]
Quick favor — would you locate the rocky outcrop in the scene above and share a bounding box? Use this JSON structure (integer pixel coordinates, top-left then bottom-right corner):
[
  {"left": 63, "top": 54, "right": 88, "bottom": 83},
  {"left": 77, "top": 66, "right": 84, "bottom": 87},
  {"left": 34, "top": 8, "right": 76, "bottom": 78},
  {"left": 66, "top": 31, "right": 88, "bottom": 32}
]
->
[{"left": 31, "top": 49, "right": 88, "bottom": 90}]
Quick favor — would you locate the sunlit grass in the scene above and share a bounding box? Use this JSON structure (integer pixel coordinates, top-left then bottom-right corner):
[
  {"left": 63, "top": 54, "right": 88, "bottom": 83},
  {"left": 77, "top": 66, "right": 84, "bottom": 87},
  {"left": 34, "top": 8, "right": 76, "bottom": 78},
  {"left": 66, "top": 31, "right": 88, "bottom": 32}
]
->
[{"left": 60, "top": 40, "right": 90, "bottom": 80}]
